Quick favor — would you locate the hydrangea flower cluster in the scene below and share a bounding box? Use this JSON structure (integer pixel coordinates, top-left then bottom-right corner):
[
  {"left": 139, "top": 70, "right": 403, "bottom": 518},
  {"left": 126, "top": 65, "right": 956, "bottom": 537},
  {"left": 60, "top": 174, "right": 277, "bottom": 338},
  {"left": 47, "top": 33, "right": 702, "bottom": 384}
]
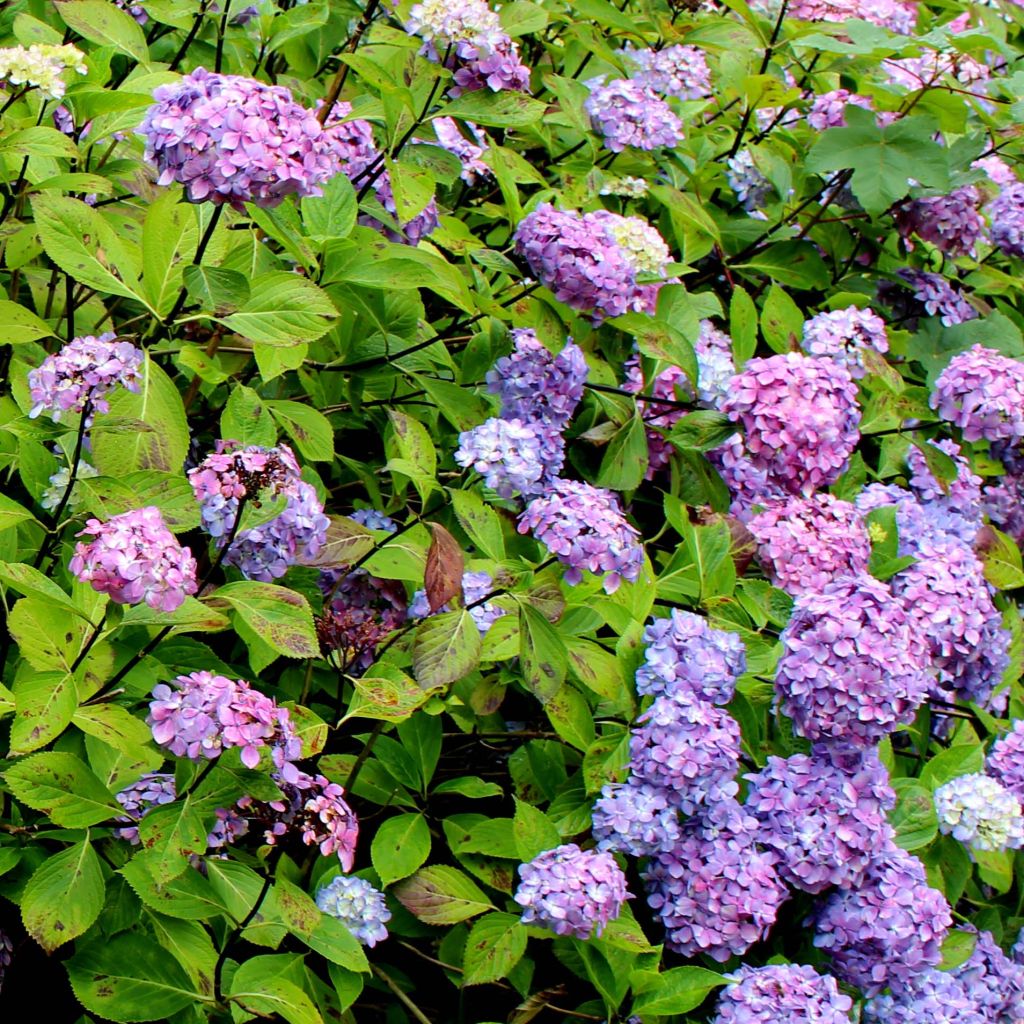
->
[
  {"left": 745, "top": 746, "right": 896, "bottom": 893},
  {"left": 431, "top": 116, "right": 490, "bottom": 183},
  {"left": 896, "top": 187, "right": 987, "bottom": 258},
  {"left": 280, "top": 773, "right": 359, "bottom": 867},
  {"left": 711, "top": 964, "right": 854, "bottom": 1024},
  {"left": 726, "top": 149, "right": 774, "bottom": 213},
  {"left": 513, "top": 843, "right": 629, "bottom": 939},
  {"left": 988, "top": 182, "right": 1024, "bottom": 258},
  {"left": 404, "top": 0, "right": 530, "bottom": 95},
  {"left": 409, "top": 569, "right": 507, "bottom": 634},
  {"left": 644, "top": 800, "right": 789, "bottom": 961},
  {"left": 584, "top": 77, "right": 684, "bottom": 152},
  {"left": 518, "top": 479, "right": 643, "bottom": 593},
  {"left": 599, "top": 175, "right": 649, "bottom": 197},
  {"left": 930, "top": 345, "right": 1024, "bottom": 442},
  {"left": 775, "top": 575, "right": 931, "bottom": 746},
  {"left": 621, "top": 44, "right": 712, "bottom": 100},
  {"left": 801, "top": 306, "right": 888, "bottom": 377},
  {"left": 862, "top": 966, "right": 987, "bottom": 1024},
  {"left": 455, "top": 416, "right": 552, "bottom": 497},
  {"left": 906, "top": 439, "right": 982, "bottom": 512},
  {"left": 891, "top": 269, "right": 978, "bottom": 326},
  {"left": 513, "top": 203, "right": 672, "bottom": 320},
  {"left": 957, "top": 927, "right": 1024, "bottom": 1021},
  {"left": 316, "top": 875, "right": 391, "bottom": 947},
  {"left": 0, "top": 43, "right": 86, "bottom": 99},
  {"left": 720, "top": 353, "right": 861, "bottom": 495},
  {"left": 806, "top": 89, "right": 872, "bottom": 130},
  {"left": 812, "top": 843, "right": 952, "bottom": 995},
  {"left": 112, "top": 772, "right": 178, "bottom": 844},
  {"left": 28, "top": 333, "right": 143, "bottom": 423},
  {"left": 138, "top": 68, "right": 346, "bottom": 208},
  {"left": 69, "top": 507, "right": 198, "bottom": 612},
  {"left": 591, "top": 780, "right": 685, "bottom": 857},
  {"left": 747, "top": 493, "right": 871, "bottom": 596},
  {"left": 988, "top": 719, "right": 1024, "bottom": 798},
  {"left": 934, "top": 773, "right": 1024, "bottom": 852},
  {"left": 147, "top": 670, "right": 300, "bottom": 776}
]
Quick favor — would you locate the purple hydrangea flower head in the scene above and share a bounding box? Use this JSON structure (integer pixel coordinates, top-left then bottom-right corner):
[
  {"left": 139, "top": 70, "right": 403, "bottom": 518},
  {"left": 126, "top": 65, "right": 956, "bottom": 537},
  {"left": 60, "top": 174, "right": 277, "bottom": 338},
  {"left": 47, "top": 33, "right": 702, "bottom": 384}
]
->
[
  {"left": 513, "top": 204, "right": 671, "bottom": 320},
  {"left": 138, "top": 68, "right": 346, "bottom": 209},
  {"left": 934, "top": 772, "right": 1024, "bottom": 851},
  {"left": 584, "top": 76, "right": 683, "bottom": 152},
  {"left": 989, "top": 182, "right": 1024, "bottom": 258},
  {"left": 988, "top": 719, "right": 1024, "bottom": 799},
  {"left": 747, "top": 493, "right": 871, "bottom": 596},
  {"left": 147, "top": 670, "right": 300, "bottom": 776},
  {"left": 514, "top": 843, "right": 630, "bottom": 939},
  {"left": 628, "top": 694, "right": 741, "bottom": 814},
  {"left": 591, "top": 778, "right": 683, "bottom": 857},
  {"left": 635, "top": 608, "right": 746, "bottom": 704},
  {"left": 930, "top": 344, "right": 1024, "bottom": 442},
  {"left": 955, "top": 928, "right": 1024, "bottom": 1021},
  {"left": 896, "top": 186, "right": 987, "bottom": 258},
  {"left": 28, "top": 332, "right": 143, "bottom": 422},
  {"left": 621, "top": 44, "right": 712, "bottom": 100},
  {"left": 727, "top": 149, "right": 774, "bottom": 213},
  {"left": 891, "top": 269, "right": 978, "bottom": 326},
  {"left": 862, "top": 967, "right": 987, "bottom": 1024},
  {"left": 906, "top": 438, "right": 982, "bottom": 512},
  {"left": 455, "top": 416, "right": 556, "bottom": 497},
  {"left": 720, "top": 353, "right": 861, "bottom": 496},
  {"left": 431, "top": 116, "right": 490, "bottom": 183},
  {"left": 409, "top": 569, "right": 507, "bottom": 634},
  {"left": 69, "top": 507, "right": 198, "bottom": 612},
  {"left": 316, "top": 875, "right": 391, "bottom": 947},
  {"left": 801, "top": 306, "right": 888, "bottom": 378},
  {"left": 518, "top": 478, "right": 644, "bottom": 593},
  {"left": 643, "top": 799, "right": 789, "bottom": 961},
  {"left": 775, "top": 574, "right": 931, "bottom": 746},
  {"left": 112, "top": 772, "right": 178, "bottom": 843},
  {"left": 712, "top": 964, "right": 854, "bottom": 1024},
  {"left": 745, "top": 745, "right": 896, "bottom": 893},
  {"left": 348, "top": 508, "right": 397, "bottom": 533},
  {"left": 812, "top": 843, "right": 952, "bottom": 995},
  {"left": 712, "top": 438, "right": 790, "bottom": 522},
  {"left": 807, "top": 89, "right": 872, "bottom": 130}
]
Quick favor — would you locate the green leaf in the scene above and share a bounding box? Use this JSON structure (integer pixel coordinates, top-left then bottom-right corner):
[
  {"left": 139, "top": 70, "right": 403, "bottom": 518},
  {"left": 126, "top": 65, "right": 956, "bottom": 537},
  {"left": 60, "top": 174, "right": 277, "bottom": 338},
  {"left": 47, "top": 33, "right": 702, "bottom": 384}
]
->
[
  {"left": 760, "top": 283, "right": 804, "bottom": 353},
  {"left": 344, "top": 671, "right": 438, "bottom": 723},
  {"left": 0, "top": 125, "right": 77, "bottom": 158},
  {"left": 137, "top": 796, "right": 209, "bottom": 884},
  {"left": 596, "top": 414, "right": 649, "bottom": 491},
  {"left": 300, "top": 514, "right": 376, "bottom": 569},
  {"left": 9, "top": 670, "right": 76, "bottom": 755},
  {"left": 729, "top": 285, "right": 758, "bottom": 367},
  {"left": 544, "top": 684, "right": 596, "bottom": 751},
  {"left": 978, "top": 526, "right": 1024, "bottom": 590},
  {"left": 630, "top": 967, "right": 726, "bottom": 1016},
  {"left": 439, "top": 90, "right": 548, "bottom": 128},
  {"left": 393, "top": 865, "right": 494, "bottom": 925},
  {"left": 22, "top": 839, "right": 105, "bottom": 952},
  {"left": 413, "top": 609, "right": 483, "bottom": 688},
  {"left": 449, "top": 488, "right": 506, "bottom": 560},
  {"left": 120, "top": 857, "right": 228, "bottom": 921},
  {"left": 0, "top": 560, "right": 78, "bottom": 609},
  {"left": 56, "top": 0, "right": 149, "bottom": 60},
  {"left": 387, "top": 409, "right": 437, "bottom": 502},
  {"left": 890, "top": 778, "right": 939, "bottom": 851},
  {"left": 519, "top": 603, "right": 567, "bottom": 703},
  {"left": 4, "top": 751, "right": 120, "bottom": 827},
  {"left": 267, "top": 400, "right": 334, "bottom": 462},
  {"left": 70, "top": 706, "right": 157, "bottom": 763},
  {"left": 669, "top": 410, "right": 736, "bottom": 452},
  {"left": 806, "top": 106, "right": 949, "bottom": 216},
  {"left": 147, "top": 914, "right": 218, "bottom": 996},
  {"left": 371, "top": 812, "right": 432, "bottom": 886},
  {"left": 230, "top": 966, "right": 323, "bottom": 1024},
  {"left": 462, "top": 913, "right": 528, "bottom": 987},
  {"left": 305, "top": 912, "right": 371, "bottom": 973},
  {"left": 217, "top": 272, "right": 337, "bottom": 346},
  {"left": 612, "top": 313, "right": 697, "bottom": 386},
  {"left": 513, "top": 798, "right": 561, "bottom": 861},
  {"left": 183, "top": 265, "right": 250, "bottom": 314},
  {"left": 221, "top": 384, "right": 277, "bottom": 447},
  {"left": 66, "top": 933, "right": 200, "bottom": 1022},
  {"left": 210, "top": 582, "right": 319, "bottom": 659},
  {"left": 141, "top": 190, "right": 199, "bottom": 318},
  {"left": 920, "top": 743, "right": 985, "bottom": 791},
  {"left": 0, "top": 300, "right": 55, "bottom": 345},
  {"left": 0, "top": 492, "right": 36, "bottom": 532},
  {"left": 302, "top": 172, "right": 357, "bottom": 241},
  {"left": 737, "top": 240, "right": 830, "bottom": 291}
]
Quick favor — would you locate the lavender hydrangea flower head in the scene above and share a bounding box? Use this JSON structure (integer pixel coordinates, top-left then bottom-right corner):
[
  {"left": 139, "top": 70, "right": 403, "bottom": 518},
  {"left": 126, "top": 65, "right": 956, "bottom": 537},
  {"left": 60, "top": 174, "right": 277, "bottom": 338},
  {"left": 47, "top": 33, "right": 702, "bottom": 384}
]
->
[
  {"left": 644, "top": 799, "right": 788, "bottom": 962},
  {"left": 775, "top": 574, "right": 931, "bottom": 746},
  {"left": 745, "top": 745, "right": 895, "bottom": 893},
  {"left": 628, "top": 694, "right": 741, "bottom": 815},
  {"left": 584, "top": 77, "right": 684, "bottom": 152},
  {"left": 514, "top": 843, "right": 630, "bottom": 939},
  {"left": 862, "top": 967, "right": 987, "bottom": 1024},
  {"left": 28, "top": 333, "right": 143, "bottom": 422},
  {"left": 956, "top": 927, "right": 1024, "bottom": 1021},
  {"left": 747, "top": 493, "right": 871, "bottom": 596},
  {"left": 896, "top": 186, "right": 987, "bottom": 258},
  {"left": 621, "top": 44, "right": 712, "bottom": 100},
  {"left": 727, "top": 150, "right": 774, "bottom": 214},
  {"left": 988, "top": 182, "right": 1024, "bottom": 258},
  {"left": 431, "top": 116, "right": 490, "bottom": 183},
  {"left": 720, "top": 353, "right": 861, "bottom": 495},
  {"left": 813, "top": 843, "right": 952, "bottom": 995},
  {"left": 693, "top": 320, "right": 737, "bottom": 407},
  {"left": 518, "top": 479, "right": 644, "bottom": 593},
  {"left": 591, "top": 778, "right": 683, "bottom": 857},
  {"left": 316, "top": 875, "right": 391, "bottom": 947},
  {"left": 807, "top": 89, "right": 872, "bottom": 130},
  {"left": 934, "top": 772, "right": 1024, "bottom": 851},
  {"left": 455, "top": 416, "right": 555, "bottom": 497},
  {"left": 712, "top": 964, "right": 854, "bottom": 1024},
  {"left": 801, "top": 306, "right": 888, "bottom": 378},
  {"left": 112, "top": 772, "right": 178, "bottom": 843},
  {"left": 138, "top": 68, "right": 347, "bottom": 209},
  {"left": 890, "top": 269, "right": 978, "bottom": 326},
  {"left": 988, "top": 719, "right": 1024, "bottom": 799},
  {"left": 930, "top": 344, "right": 1024, "bottom": 442},
  {"left": 70, "top": 507, "right": 198, "bottom": 612},
  {"left": 408, "top": 569, "right": 507, "bottom": 634},
  {"left": 906, "top": 438, "right": 983, "bottom": 513},
  {"left": 635, "top": 609, "right": 746, "bottom": 704}
]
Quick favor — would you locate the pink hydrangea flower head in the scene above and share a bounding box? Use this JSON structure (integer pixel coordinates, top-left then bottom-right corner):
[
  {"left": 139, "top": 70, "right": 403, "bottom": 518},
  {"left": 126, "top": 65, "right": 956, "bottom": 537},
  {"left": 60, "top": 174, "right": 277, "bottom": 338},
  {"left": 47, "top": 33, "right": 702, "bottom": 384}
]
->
[
  {"left": 801, "top": 305, "right": 888, "bottom": 378},
  {"left": 584, "top": 76, "right": 684, "bottom": 152},
  {"left": 712, "top": 964, "right": 854, "bottom": 1024},
  {"left": 621, "top": 44, "right": 711, "bottom": 100},
  {"left": 930, "top": 344, "right": 1024, "bottom": 442},
  {"left": 896, "top": 186, "right": 987, "bottom": 258},
  {"left": 806, "top": 89, "right": 872, "bottom": 130}
]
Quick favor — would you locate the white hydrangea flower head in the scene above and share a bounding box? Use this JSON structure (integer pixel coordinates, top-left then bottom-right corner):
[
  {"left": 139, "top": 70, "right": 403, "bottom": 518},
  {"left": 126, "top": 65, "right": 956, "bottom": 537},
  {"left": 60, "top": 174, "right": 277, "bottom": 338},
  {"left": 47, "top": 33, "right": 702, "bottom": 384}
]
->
[
  {"left": 603, "top": 213, "right": 671, "bottom": 275},
  {"left": 934, "top": 772, "right": 1024, "bottom": 852},
  {"left": 0, "top": 44, "right": 87, "bottom": 100}
]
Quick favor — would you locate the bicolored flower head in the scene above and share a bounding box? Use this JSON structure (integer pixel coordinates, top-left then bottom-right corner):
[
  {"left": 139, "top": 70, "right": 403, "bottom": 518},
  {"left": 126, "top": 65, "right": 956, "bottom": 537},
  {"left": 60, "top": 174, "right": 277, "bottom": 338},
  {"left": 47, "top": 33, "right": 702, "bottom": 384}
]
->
[
  {"left": 934, "top": 772, "right": 1024, "bottom": 851},
  {"left": 316, "top": 875, "right": 391, "bottom": 947}
]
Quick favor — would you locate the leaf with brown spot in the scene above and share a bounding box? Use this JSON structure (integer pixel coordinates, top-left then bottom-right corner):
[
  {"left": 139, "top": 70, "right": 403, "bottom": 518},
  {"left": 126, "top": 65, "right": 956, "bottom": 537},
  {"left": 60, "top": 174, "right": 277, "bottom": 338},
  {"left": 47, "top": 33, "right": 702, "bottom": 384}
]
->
[
  {"left": 4, "top": 751, "right": 120, "bottom": 827},
  {"left": 209, "top": 581, "right": 319, "bottom": 659},
  {"left": 393, "top": 865, "right": 493, "bottom": 925},
  {"left": 424, "top": 522, "right": 464, "bottom": 613},
  {"left": 297, "top": 515, "right": 376, "bottom": 569},
  {"left": 9, "top": 670, "right": 76, "bottom": 755},
  {"left": 462, "top": 913, "right": 528, "bottom": 986},
  {"left": 22, "top": 840, "right": 105, "bottom": 952}
]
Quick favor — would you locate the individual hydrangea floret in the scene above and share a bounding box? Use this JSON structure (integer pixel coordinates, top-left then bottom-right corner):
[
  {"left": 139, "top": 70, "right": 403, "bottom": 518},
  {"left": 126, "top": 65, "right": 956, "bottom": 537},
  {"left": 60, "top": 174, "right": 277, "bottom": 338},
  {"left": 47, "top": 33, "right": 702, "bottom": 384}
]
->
[
  {"left": 747, "top": 493, "right": 871, "bottom": 596},
  {"left": 455, "top": 416, "right": 554, "bottom": 497},
  {"left": 628, "top": 694, "right": 741, "bottom": 815},
  {"left": 812, "top": 843, "right": 952, "bottom": 995},
  {"left": 934, "top": 773, "right": 1024, "bottom": 851},
  {"left": 745, "top": 745, "right": 895, "bottom": 893},
  {"left": 584, "top": 76, "right": 683, "bottom": 152},
  {"left": 408, "top": 569, "right": 507, "bottom": 634},
  {"left": 892, "top": 269, "right": 977, "bottom": 326},
  {"left": 0, "top": 43, "right": 87, "bottom": 99},
  {"left": 635, "top": 609, "right": 746, "bottom": 704},
  {"left": 518, "top": 479, "right": 644, "bottom": 593},
  {"left": 591, "top": 778, "right": 683, "bottom": 857},
  {"left": 644, "top": 800, "right": 788, "bottom": 962},
  {"left": 28, "top": 333, "right": 143, "bottom": 423},
  {"left": 138, "top": 68, "right": 347, "bottom": 209},
  {"left": 806, "top": 89, "right": 872, "bottom": 130},
  {"left": 621, "top": 44, "right": 711, "bottom": 100},
  {"left": 775, "top": 574, "right": 931, "bottom": 746},
  {"left": 514, "top": 843, "right": 630, "bottom": 939},
  {"left": 431, "top": 116, "right": 490, "bottom": 183},
  {"left": 720, "top": 353, "right": 861, "bottom": 496},
  {"left": 711, "top": 964, "right": 854, "bottom": 1024},
  {"left": 988, "top": 719, "right": 1024, "bottom": 800},
  {"left": 70, "top": 507, "right": 198, "bottom": 612},
  {"left": 930, "top": 344, "right": 1024, "bottom": 442},
  {"left": 896, "top": 186, "right": 987, "bottom": 258},
  {"left": 801, "top": 306, "right": 888, "bottom": 378},
  {"left": 316, "top": 875, "right": 391, "bottom": 947}
]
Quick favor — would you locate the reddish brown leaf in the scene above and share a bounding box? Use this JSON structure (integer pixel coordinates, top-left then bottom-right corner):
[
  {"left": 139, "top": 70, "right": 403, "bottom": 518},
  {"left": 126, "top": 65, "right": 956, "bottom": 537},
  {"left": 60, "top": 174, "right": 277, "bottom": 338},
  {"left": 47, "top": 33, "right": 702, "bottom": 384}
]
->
[{"left": 424, "top": 522, "right": 464, "bottom": 613}]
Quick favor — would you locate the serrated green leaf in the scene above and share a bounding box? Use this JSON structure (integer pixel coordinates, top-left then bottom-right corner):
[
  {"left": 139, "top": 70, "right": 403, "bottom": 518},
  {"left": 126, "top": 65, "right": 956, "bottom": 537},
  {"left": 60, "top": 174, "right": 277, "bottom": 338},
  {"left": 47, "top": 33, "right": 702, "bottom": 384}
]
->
[
  {"left": 413, "top": 609, "right": 482, "bottom": 688},
  {"left": 9, "top": 669, "right": 76, "bottom": 755},
  {"left": 393, "top": 865, "right": 494, "bottom": 925},
  {"left": 217, "top": 272, "right": 337, "bottom": 346},
  {"left": 209, "top": 582, "right": 319, "bottom": 659},
  {"left": 4, "top": 751, "right": 120, "bottom": 826},
  {"left": 372, "top": 813, "right": 432, "bottom": 886},
  {"left": 22, "top": 839, "right": 105, "bottom": 952},
  {"left": 630, "top": 967, "right": 726, "bottom": 1016},
  {"left": 462, "top": 913, "right": 528, "bottom": 986}
]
